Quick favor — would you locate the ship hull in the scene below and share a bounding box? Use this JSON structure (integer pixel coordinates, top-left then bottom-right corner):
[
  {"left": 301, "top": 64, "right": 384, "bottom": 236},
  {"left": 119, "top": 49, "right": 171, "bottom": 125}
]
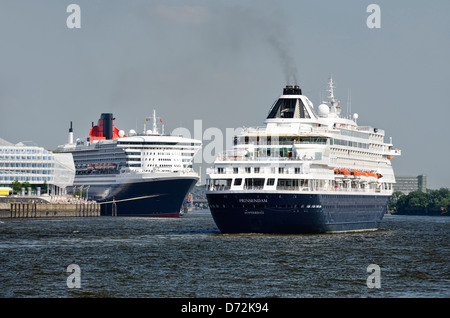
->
[
  {"left": 206, "top": 192, "right": 390, "bottom": 233},
  {"left": 74, "top": 176, "right": 198, "bottom": 217}
]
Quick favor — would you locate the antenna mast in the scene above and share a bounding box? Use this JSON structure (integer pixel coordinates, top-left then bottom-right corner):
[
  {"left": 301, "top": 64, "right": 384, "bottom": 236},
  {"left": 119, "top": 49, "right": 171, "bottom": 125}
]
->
[
  {"left": 327, "top": 76, "right": 340, "bottom": 116},
  {"left": 153, "top": 109, "right": 158, "bottom": 134},
  {"left": 347, "top": 88, "right": 352, "bottom": 119}
]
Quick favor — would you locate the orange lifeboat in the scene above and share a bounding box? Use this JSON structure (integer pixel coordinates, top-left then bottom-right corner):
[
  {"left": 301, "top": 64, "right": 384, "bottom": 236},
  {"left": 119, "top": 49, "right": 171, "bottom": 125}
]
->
[
  {"left": 335, "top": 169, "right": 383, "bottom": 179},
  {"left": 334, "top": 169, "right": 351, "bottom": 176}
]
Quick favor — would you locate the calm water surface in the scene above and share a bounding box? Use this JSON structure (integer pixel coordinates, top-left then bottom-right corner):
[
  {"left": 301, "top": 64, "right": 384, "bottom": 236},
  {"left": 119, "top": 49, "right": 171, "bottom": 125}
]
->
[{"left": 0, "top": 210, "right": 448, "bottom": 298}]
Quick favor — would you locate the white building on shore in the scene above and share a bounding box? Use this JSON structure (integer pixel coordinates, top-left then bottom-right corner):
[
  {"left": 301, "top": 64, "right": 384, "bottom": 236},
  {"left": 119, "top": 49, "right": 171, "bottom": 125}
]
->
[{"left": 0, "top": 138, "right": 75, "bottom": 196}]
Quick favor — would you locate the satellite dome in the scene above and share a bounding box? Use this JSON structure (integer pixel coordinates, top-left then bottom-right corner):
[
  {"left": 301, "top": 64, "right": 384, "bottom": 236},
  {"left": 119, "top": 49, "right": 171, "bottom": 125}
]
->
[
  {"left": 119, "top": 130, "right": 125, "bottom": 137},
  {"left": 129, "top": 129, "right": 136, "bottom": 136},
  {"left": 317, "top": 104, "right": 330, "bottom": 117}
]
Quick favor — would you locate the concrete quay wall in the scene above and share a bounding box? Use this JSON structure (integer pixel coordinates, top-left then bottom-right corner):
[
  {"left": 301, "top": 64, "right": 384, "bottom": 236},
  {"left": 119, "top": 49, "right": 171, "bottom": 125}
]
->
[{"left": 0, "top": 202, "right": 100, "bottom": 218}]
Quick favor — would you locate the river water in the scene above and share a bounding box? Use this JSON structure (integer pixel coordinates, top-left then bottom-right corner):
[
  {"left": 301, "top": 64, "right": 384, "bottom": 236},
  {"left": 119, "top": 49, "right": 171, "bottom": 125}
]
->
[{"left": 0, "top": 211, "right": 448, "bottom": 299}]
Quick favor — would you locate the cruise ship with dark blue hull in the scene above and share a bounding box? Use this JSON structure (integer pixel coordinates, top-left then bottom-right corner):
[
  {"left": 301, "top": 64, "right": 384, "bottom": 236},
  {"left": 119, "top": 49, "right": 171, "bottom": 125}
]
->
[
  {"left": 206, "top": 79, "right": 400, "bottom": 233},
  {"left": 100, "top": 177, "right": 198, "bottom": 217},
  {"left": 59, "top": 111, "right": 201, "bottom": 217},
  {"left": 207, "top": 192, "right": 389, "bottom": 233}
]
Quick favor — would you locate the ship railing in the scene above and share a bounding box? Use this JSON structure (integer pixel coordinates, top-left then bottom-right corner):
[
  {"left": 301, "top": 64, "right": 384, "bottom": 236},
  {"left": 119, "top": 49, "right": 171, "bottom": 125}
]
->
[
  {"left": 240, "top": 126, "right": 331, "bottom": 135},
  {"left": 240, "top": 126, "right": 267, "bottom": 134},
  {"left": 274, "top": 186, "right": 381, "bottom": 193},
  {"left": 207, "top": 185, "right": 231, "bottom": 191},
  {"left": 276, "top": 186, "right": 308, "bottom": 191},
  {"left": 233, "top": 140, "right": 326, "bottom": 146},
  {"left": 358, "top": 126, "right": 385, "bottom": 135},
  {"left": 328, "top": 187, "right": 378, "bottom": 193},
  {"left": 389, "top": 149, "right": 402, "bottom": 155},
  {"left": 216, "top": 154, "right": 318, "bottom": 162},
  {"left": 243, "top": 186, "right": 264, "bottom": 190},
  {"left": 217, "top": 156, "right": 298, "bottom": 162},
  {"left": 205, "top": 184, "right": 389, "bottom": 193}
]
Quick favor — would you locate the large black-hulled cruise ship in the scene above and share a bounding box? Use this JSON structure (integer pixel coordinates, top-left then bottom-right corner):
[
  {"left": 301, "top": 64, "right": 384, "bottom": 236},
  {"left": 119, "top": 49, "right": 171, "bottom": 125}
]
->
[
  {"left": 59, "top": 111, "right": 201, "bottom": 217},
  {"left": 206, "top": 78, "right": 401, "bottom": 233}
]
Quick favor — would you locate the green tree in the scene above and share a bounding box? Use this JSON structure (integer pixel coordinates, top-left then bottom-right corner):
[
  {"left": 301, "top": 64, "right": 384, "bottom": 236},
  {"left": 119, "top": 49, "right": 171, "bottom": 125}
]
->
[
  {"left": 407, "top": 191, "right": 428, "bottom": 208},
  {"left": 41, "top": 180, "right": 48, "bottom": 193},
  {"left": 396, "top": 193, "right": 408, "bottom": 212},
  {"left": 388, "top": 191, "right": 405, "bottom": 211},
  {"left": 428, "top": 188, "right": 450, "bottom": 212},
  {"left": 11, "top": 180, "right": 22, "bottom": 194},
  {"left": 392, "top": 188, "right": 450, "bottom": 214}
]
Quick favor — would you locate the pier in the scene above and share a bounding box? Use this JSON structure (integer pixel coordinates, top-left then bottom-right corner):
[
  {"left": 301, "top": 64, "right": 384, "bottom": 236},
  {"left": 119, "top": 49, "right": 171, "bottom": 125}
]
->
[{"left": 0, "top": 200, "right": 100, "bottom": 218}]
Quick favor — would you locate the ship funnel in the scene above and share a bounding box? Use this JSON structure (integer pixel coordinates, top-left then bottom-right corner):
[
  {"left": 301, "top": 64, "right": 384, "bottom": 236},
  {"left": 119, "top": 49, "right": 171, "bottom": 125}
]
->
[
  {"left": 283, "top": 85, "right": 302, "bottom": 95},
  {"left": 89, "top": 113, "right": 121, "bottom": 141},
  {"left": 101, "top": 113, "right": 114, "bottom": 140},
  {"left": 68, "top": 121, "right": 74, "bottom": 144}
]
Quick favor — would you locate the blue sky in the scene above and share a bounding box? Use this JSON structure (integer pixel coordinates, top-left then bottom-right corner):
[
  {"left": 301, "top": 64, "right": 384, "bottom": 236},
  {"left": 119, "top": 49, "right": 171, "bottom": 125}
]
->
[{"left": 0, "top": 0, "right": 449, "bottom": 189}]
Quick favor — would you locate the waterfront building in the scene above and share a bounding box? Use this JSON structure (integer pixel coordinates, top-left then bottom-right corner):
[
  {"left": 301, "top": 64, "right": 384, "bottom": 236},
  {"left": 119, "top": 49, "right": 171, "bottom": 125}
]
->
[
  {"left": 394, "top": 175, "right": 427, "bottom": 194},
  {"left": 0, "top": 137, "right": 75, "bottom": 195}
]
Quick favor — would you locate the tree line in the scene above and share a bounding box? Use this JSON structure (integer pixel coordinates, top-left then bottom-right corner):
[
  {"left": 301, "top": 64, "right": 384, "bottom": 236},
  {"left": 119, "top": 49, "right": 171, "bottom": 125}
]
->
[
  {"left": 388, "top": 188, "right": 450, "bottom": 216},
  {"left": 10, "top": 180, "right": 48, "bottom": 194}
]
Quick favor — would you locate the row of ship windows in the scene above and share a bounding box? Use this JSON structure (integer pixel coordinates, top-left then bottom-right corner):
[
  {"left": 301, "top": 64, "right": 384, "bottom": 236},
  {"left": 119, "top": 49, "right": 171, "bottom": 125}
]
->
[
  {"left": 236, "top": 136, "right": 371, "bottom": 149},
  {"left": 220, "top": 194, "right": 386, "bottom": 200},
  {"left": 210, "top": 179, "right": 392, "bottom": 190},
  {"left": 122, "top": 147, "right": 195, "bottom": 153},
  {"left": 331, "top": 139, "right": 369, "bottom": 149},
  {"left": 210, "top": 204, "right": 382, "bottom": 209},
  {"left": 210, "top": 178, "right": 307, "bottom": 187},
  {"left": 210, "top": 204, "right": 322, "bottom": 209},
  {"left": 115, "top": 163, "right": 184, "bottom": 168},
  {"left": 339, "top": 129, "right": 371, "bottom": 140},
  {"left": 217, "top": 167, "right": 301, "bottom": 174},
  {"left": 322, "top": 204, "right": 382, "bottom": 209},
  {"left": 128, "top": 158, "right": 179, "bottom": 162},
  {"left": 331, "top": 148, "right": 382, "bottom": 157},
  {"left": 118, "top": 142, "right": 198, "bottom": 146},
  {"left": 134, "top": 164, "right": 183, "bottom": 168},
  {"left": 118, "top": 142, "right": 177, "bottom": 145},
  {"left": 237, "top": 136, "right": 326, "bottom": 145},
  {"left": 143, "top": 158, "right": 178, "bottom": 161},
  {"left": 128, "top": 152, "right": 182, "bottom": 156}
]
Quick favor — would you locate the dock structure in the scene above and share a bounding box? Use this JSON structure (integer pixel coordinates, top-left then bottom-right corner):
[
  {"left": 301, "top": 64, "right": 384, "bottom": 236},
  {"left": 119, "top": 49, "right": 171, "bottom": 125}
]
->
[{"left": 0, "top": 201, "right": 100, "bottom": 218}]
